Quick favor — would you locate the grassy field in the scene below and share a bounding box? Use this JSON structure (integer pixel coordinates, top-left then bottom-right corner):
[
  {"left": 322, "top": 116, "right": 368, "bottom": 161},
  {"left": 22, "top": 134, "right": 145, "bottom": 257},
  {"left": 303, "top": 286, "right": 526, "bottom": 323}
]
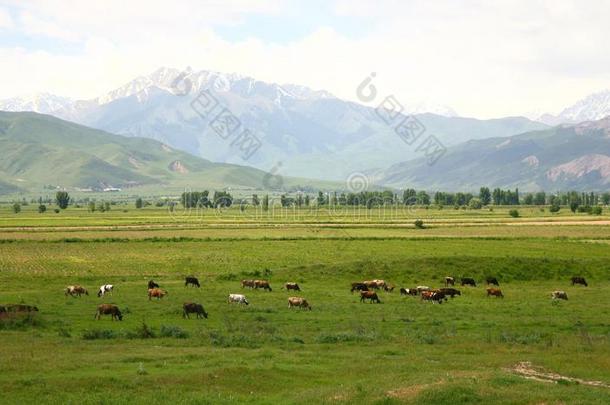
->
[{"left": 0, "top": 207, "right": 609, "bottom": 404}]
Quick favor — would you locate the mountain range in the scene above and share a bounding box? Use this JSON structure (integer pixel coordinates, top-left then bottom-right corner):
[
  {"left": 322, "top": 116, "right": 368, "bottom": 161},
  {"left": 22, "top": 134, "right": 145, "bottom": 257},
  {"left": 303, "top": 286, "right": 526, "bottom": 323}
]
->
[
  {"left": 0, "top": 67, "right": 548, "bottom": 181},
  {"left": 0, "top": 111, "right": 329, "bottom": 194},
  {"left": 375, "top": 117, "right": 610, "bottom": 191}
]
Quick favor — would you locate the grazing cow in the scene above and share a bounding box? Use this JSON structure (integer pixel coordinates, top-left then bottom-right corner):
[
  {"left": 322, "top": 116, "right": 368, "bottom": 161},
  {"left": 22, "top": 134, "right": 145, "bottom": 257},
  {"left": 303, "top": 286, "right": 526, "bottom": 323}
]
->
[
  {"left": 228, "top": 294, "right": 249, "bottom": 305},
  {"left": 241, "top": 279, "right": 255, "bottom": 289},
  {"left": 97, "top": 284, "right": 114, "bottom": 297},
  {"left": 461, "top": 278, "right": 476, "bottom": 287},
  {"left": 439, "top": 288, "right": 461, "bottom": 298},
  {"left": 444, "top": 277, "right": 455, "bottom": 286},
  {"left": 254, "top": 280, "right": 272, "bottom": 291},
  {"left": 384, "top": 284, "right": 395, "bottom": 292},
  {"left": 571, "top": 277, "right": 588, "bottom": 287},
  {"left": 552, "top": 291, "right": 568, "bottom": 300},
  {"left": 95, "top": 304, "right": 122, "bottom": 321},
  {"left": 6, "top": 304, "right": 39, "bottom": 312},
  {"left": 288, "top": 297, "right": 312, "bottom": 310},
  {"left": 148, "top": 288, "right": 168, "bottom": 300},
  {"left": 351, "top": 282, "right": 369, "bottom": 293},
  {"left": 486, "top": 277, "right": 500, "bottom": 286},
  {"left": 183, "top": 302, "right": 208, "bottom": 319},
  {"left": 360, "top": 291, "right": 381, "bottom": 303},
  {"left": 284, "top": 282, "right": 301, "bottom": 291},
  {"left": 486, "top": 288, "right": 504, "bottom": 298},
  {"left": 148, "top": 280, "right": 160, "bottom": 289},
  {"left": 400, "top": 287, "right": 418, "bottom": 296},
  {"left": 185, "top": 276, "right": 200, "bottom": 288},
  {"left": 421, "top": 290, "right": 446, "bottom": 304},
  {"left": 65, "top": 285, "right": 88, "bottom": 297},
  {"left": 416, "top": 286, "right": 431, "bottom": 293}
]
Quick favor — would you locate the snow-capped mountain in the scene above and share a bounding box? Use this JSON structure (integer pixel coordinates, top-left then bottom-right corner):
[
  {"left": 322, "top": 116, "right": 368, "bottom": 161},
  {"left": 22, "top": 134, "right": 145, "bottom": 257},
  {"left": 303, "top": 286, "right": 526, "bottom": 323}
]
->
[
  {"left": 534, "top": 89, "right": 610, "bottom": 125},
  {"left": 0, "top": 92, "right": 74, "bottom": 116},
  {"left": 0, "top": 67, "right": 546, "bottom": 180}
]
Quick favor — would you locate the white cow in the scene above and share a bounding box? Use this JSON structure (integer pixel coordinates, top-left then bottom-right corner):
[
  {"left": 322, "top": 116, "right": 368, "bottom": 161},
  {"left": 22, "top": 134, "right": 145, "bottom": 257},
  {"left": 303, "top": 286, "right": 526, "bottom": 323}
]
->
[
  {"left": 97, "top": 284, "right": 114, "bottom": 297},
  {"left": 416, "top": 285, "right": 431, "bottom": 293},
  {"left": 228, "top": 293, "right": 249, "bottom": 305},
  {"left": 552, "top": 291, "right": 568, "bottom": 300}
]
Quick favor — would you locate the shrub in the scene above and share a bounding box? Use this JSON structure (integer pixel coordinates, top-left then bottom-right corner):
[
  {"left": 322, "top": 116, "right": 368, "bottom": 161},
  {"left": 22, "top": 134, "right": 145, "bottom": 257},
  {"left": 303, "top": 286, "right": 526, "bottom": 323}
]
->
[
  {"left": 414, "top": 219, "right": 425, "bottom": 229},
  {"left": 12, "top": 203, "right": 21, "bottom": 214},
  {"left": 550, "top": 204, "right": 560, "bottom": 213},
  {"left": 54, "top": 209, "right": 60, "bottom": 214},
  {"left": 82, "top": 329, "right": 117, "bottom": 340},
  {"left": 0, "top": 313, "right": 44, "bottom": 330},
  {"left": 591, "top": 206, "right": 602, "bottom": 215},
  {"left": 38, "top": 204, "right": 47, "bottom": 213},
  {"left": 126, "top": 322, "right": 155, "bottom": 339},
  {"left": 509, "top": 209, "right": 519, "bottom": 218},
  {"left": 159, "top": 325, "right": 189, "bottom": 339}
]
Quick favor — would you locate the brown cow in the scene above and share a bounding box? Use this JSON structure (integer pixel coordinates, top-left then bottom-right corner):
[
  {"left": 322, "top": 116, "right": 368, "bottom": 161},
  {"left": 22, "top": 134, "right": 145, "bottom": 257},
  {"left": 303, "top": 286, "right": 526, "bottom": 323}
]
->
[
  {"left": 148, "top": 288, "right": 168, "bottom": 300},
  {"left": 486, "top": 288, "right": 504, "bottom": 298},
  {"left": 95, "top": 304, "right": 123, "bottom": 321},
  {"left": 284, "top": 282, "right": 301, "bottom": 291},
  {"left": 360, "top": 291, "right": 381, "bottom": 303},
  {"left": 288, "top": 297, "right": 311, "bottom": 310},
  {"left": 254, "top": 280, "right": 272, "bottom": 291},
  {"left": 444, "top": 277, "right": 455, "bottom": 286},
  {"left": 183, "top": 302, "right": 208, "bottom": 319},
  {"left": 383, "top": 284, "right": 395, "bottom": 292},
  {"left": 65, "top": 285, "right": 88, "bottom": 297},
  {"left": 5, "top": 304, "right": 39, "bottom": 312},
  {"left": 421, "top": 290, "right": 446, "bottom": 303},
  {"left": 241, "top": 279, "right": 255, "bottom": 289}
]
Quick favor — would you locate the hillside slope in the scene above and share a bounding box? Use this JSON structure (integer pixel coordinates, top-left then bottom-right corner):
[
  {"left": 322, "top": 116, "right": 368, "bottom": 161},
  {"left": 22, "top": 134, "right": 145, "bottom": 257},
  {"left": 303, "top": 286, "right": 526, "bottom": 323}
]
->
[
  {"left": 376, "top": 117, "right": 610, "bottom": 191},
  {"left": 0, "top": 111, "right": 310, "bottom": 193}
]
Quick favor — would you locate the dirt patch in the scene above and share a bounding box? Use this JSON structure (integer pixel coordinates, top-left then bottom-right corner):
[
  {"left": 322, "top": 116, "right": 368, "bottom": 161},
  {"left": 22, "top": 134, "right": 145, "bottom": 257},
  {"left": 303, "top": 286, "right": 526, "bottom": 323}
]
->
[
  {"left": 506, "top": 361, "right": 610, "bottom": 388},
  {"left": 386, "top": 380, "right": 446, "bottom": 399}
]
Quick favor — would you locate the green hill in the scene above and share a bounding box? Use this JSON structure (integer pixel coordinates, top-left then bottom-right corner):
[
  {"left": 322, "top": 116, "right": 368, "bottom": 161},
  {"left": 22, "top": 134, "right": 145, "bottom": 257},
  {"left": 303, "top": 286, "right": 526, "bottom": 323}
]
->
[
  {"left": 0, "top": 111, "right": 328, "bottom": 194},
  {"left": 376, "top": 117, "right": 610, "bottom": 191}
]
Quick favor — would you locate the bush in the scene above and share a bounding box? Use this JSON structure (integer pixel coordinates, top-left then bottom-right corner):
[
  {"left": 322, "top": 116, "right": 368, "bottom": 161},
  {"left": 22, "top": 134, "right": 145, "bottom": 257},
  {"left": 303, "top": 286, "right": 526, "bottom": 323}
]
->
[
  {"left": 54, "top": 209, "right": 60, "bottom": 214},
  {"left": 468, "top": 198, "right": 483, "bottom": 209},
  {"left": 159, "top": 325, "right": 189, "bottom": 339},
  {"left": 12, "top": 203, "right": 21, "bottom": 214},
  {"left": 125, "top": 322, "right": 155, "bottom": 339},
  {"left": 509, "top": 209, "right": 519, "bottom": 218},
  {"left": 414, "top": 219, "right": 425, "bottom": 229},
  {"left": 550, "top": 204, "right": 560, "bottom": 213},
  {"left": 82, "top": 329, "right": 118, "bottom": 340},
  {"left": 591, "top": 206, "right": 603, "bottom": 215},
  {"left": 0, "top": 313, "right": 44, "bottom": 330},
  {"left": 38, "top": 204, "right": 47, "bottom": 213}
]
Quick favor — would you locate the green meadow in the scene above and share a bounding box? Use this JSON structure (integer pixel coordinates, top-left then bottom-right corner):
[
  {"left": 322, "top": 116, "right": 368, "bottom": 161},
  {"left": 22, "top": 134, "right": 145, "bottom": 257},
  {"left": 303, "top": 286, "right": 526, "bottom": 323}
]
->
[{"left": 0, "top": 207, "right": 609, "bottom": 404}]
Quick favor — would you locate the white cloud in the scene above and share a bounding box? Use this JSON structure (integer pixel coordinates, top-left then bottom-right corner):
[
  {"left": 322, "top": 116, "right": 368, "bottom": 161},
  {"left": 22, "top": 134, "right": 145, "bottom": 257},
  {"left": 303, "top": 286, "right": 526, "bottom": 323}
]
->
[{"left": 0, "top": 0, "right": 610, "bottom": 118}]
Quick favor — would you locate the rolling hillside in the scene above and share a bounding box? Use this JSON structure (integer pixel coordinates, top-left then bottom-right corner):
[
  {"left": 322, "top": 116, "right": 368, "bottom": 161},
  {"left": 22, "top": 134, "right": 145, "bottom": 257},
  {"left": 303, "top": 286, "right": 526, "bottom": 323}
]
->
[
  {"left": 0, "top": 111, "right": 324, "bottom": 193},
  {"left": 376, "top": 117, "right": 610, "bottom": 191}
]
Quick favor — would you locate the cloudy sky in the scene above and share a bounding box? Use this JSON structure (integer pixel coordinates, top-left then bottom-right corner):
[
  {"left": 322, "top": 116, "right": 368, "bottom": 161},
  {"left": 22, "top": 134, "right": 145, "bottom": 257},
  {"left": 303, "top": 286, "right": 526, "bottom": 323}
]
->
[{"left": 0, "top": 0, "right": 609, "bottom": 119}]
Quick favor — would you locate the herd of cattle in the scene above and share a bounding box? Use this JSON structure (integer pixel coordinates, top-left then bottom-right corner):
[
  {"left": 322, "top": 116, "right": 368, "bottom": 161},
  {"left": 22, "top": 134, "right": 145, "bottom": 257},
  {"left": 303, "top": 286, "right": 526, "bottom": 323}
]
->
[{"left": 1, "top": 276, "right": 589, "bottom": 320}]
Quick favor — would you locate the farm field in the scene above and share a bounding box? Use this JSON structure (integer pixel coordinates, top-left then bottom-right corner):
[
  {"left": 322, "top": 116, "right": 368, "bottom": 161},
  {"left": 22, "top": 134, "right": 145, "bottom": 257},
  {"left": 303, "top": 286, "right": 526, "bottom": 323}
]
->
[{"left": 0, "top": 208, "right": 609, "bottom": 404}]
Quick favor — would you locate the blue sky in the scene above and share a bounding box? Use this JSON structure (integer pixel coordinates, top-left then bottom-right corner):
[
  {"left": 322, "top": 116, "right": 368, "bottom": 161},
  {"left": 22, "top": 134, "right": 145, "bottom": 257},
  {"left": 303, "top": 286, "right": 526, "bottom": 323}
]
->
[{"left": 1, "top": 0, "right": 610, "bottom": 119}]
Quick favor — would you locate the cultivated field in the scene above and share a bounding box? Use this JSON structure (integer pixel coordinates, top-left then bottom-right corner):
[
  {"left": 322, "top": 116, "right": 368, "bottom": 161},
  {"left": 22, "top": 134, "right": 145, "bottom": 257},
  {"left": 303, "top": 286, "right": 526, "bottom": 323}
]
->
[{"left": 0, "top": 206, "right": 609, "bottom": 404}]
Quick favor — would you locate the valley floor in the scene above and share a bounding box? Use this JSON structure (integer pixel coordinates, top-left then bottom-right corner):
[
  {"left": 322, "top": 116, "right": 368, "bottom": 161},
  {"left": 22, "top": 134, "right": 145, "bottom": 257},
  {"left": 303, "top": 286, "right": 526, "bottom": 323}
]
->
[{"left": 0, "top": 207, "right": 609, "bottom": 404}]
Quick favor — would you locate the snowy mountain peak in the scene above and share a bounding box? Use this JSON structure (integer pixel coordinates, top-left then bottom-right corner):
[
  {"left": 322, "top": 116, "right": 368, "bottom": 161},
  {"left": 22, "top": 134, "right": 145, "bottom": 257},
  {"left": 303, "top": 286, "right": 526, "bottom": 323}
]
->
[
  {"left": 558, "top": 89, "right": 610, "bottom": 122},
  {"left": 0, "top": 92, "right": 74, "bottom": 114}
]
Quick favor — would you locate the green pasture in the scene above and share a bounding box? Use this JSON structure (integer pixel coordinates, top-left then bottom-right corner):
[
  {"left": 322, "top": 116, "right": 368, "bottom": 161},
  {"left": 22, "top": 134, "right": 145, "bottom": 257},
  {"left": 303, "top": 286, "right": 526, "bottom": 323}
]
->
[{"left": 1, "top": 235, "right": 609, "bottom": 404}]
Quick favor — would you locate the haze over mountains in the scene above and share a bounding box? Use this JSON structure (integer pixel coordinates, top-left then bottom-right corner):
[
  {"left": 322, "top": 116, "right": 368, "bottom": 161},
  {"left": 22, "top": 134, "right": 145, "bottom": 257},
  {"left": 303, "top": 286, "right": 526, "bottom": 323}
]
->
[
  {"left": 376, "top": 117, "right": 610, "bottom": 191},
  {"left": 0, "top": 67, "right": 547, "bottom": 181},
  {"left": 1, "top": 67, "right": 609, "bottom": 193}
]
